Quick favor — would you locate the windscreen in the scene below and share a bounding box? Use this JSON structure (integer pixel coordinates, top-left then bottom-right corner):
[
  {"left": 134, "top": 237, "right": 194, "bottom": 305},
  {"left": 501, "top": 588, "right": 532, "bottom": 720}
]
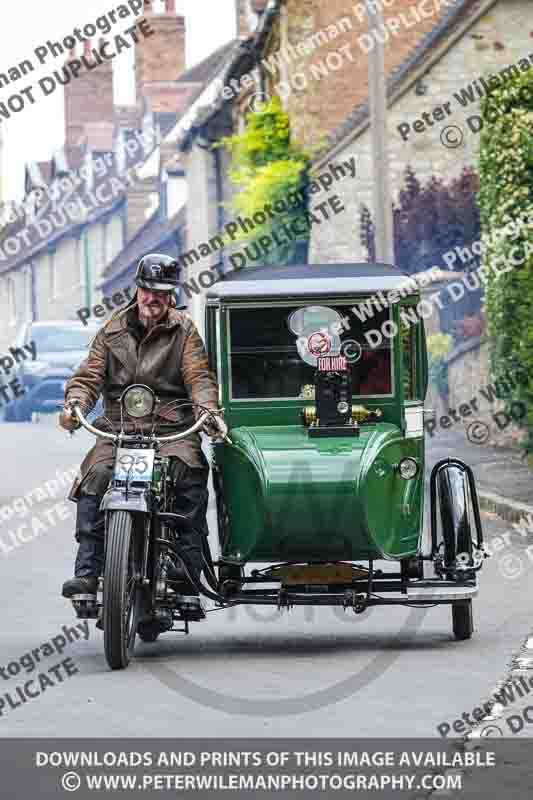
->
[
  {"left": 229, "top": 304, "right": 393, "bottom": 400},
  {"left": 29, "top": 326, "right": 99, "bottom": 352}
]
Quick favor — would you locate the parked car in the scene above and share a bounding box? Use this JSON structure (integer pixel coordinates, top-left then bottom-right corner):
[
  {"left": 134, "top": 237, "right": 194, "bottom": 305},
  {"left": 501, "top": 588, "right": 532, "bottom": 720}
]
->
[{"left": 5, "top": 320, "right": 100, "bottom": 422}]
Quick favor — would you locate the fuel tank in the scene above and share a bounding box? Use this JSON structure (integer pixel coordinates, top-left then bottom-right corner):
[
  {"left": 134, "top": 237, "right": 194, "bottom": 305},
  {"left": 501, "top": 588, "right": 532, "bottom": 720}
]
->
[{"left": 213, "top": 424, "right": 424, "bottom": 563}]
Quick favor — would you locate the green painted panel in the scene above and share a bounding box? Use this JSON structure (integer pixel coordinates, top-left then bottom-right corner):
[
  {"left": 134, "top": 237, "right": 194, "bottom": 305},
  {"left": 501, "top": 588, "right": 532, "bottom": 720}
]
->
[{"left": 214, "top": 424, "right": 424, "bottom": 563}]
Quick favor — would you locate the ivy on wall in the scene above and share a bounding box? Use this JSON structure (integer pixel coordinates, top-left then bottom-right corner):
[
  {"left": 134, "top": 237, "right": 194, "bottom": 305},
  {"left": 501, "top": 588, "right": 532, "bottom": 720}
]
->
[
  {"left": 478, "top": 68, "right": 533, "bottom": 458},
  {"left": 220, "top": 96, "right": 312, "bottom": 264}
]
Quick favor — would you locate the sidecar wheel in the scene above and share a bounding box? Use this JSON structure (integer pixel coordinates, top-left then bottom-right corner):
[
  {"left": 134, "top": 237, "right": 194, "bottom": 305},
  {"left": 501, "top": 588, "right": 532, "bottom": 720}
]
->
[
  {"left": 452, "top": 599, "right": 473, "bottom": 640},
  {"left": 103, "top": 511, "right": 140, "bottom": 670}
]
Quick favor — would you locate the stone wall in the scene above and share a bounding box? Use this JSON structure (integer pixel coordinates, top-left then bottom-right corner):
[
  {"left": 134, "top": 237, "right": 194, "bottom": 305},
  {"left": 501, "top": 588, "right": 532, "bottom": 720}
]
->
[{"left": 427, "top": 340, "right": 527, "bottom": 450}]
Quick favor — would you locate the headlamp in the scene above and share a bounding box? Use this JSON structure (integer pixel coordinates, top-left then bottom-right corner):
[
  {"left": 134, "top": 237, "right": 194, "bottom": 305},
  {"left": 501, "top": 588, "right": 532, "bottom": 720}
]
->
[
  {"left": 121, "top": 385, "right": 156, "bottom": 419},
  {"left": 398, "top": 457, "right": 419, "bottom": 480}
]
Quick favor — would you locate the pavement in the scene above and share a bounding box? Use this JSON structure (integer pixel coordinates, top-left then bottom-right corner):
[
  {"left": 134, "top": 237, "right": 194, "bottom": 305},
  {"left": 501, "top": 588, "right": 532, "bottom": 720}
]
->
[
  {"left": 426, "top": 429, "right": 533, "bottom": 524},
  {"left": 417, "top": 430, "right": 533, "bottom": 798}
]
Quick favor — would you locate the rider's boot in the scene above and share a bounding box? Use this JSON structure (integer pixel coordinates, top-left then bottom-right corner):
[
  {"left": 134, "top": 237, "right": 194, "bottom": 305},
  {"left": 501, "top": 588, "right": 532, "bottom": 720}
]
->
[
  {"left": 62, "top": 494, "right": 105, "bottom": 598},
  {"left": 168, "top": 529, "right": 206, "bottom": 617}
]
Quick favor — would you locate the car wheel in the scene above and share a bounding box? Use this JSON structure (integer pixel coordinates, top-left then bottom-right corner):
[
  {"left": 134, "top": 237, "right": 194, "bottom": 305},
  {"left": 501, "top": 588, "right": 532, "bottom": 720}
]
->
[{"left": 452, "top": 599, "right": 474, "bottom": 640}]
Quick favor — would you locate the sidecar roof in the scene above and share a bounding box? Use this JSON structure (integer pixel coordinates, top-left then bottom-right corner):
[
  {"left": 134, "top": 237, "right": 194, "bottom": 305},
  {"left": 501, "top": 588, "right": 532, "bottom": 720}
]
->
[{"left": 206, "top": 262, "right": 415, "bottom": 301}]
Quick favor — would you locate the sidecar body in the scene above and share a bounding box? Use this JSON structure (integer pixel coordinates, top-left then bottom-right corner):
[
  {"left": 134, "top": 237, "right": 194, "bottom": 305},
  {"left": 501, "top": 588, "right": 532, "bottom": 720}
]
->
[{"left": 204, "top": 263, "right": 485, "bottom": 638}]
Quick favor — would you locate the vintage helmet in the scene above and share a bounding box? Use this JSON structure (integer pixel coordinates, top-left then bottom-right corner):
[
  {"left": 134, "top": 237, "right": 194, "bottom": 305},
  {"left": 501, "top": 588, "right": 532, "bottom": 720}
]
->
[{"left": 134, "top": 253, "right": 180, "bottom": 291}]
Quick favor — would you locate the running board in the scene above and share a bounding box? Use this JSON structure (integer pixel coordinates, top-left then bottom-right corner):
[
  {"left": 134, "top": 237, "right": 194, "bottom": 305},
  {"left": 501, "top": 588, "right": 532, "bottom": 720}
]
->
[{"left": 407, "top": 583, "right": 478, "bottom": 601}]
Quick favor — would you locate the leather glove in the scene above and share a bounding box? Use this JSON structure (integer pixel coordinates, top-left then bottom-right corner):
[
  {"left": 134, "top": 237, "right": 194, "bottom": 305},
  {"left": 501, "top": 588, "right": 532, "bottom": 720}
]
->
[
  {"left": 202, "top": 411, "right": 228, "bottom": 441},
  {"left": 59, "top": 404, "right": 80, "bottom": 432}
]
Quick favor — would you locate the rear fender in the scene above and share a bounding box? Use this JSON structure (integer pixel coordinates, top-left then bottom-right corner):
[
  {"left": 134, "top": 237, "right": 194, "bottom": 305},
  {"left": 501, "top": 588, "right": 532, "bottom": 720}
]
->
[{"left": 430, "top": 458, "right": 484, "bottom": 575}]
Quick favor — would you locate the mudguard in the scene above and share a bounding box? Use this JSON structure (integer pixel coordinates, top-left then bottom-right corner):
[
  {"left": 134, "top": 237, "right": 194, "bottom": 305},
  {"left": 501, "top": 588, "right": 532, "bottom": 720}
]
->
[
  {"left": 99, "top": 488, "right": 149, "bottom": 513},
  {"left": 430, "top": 458, "right": 484, "bottom": 573}
]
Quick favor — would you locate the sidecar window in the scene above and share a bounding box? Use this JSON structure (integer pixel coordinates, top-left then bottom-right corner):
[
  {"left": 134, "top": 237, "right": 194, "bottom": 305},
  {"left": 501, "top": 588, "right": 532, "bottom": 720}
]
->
[{"left": 229, "top": 305, "right": 393, "bottom": 399}]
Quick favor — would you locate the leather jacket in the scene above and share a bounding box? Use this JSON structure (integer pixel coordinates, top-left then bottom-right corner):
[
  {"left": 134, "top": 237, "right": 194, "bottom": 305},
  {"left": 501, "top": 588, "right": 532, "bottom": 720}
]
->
[{"left": 64, "top": 302, "right": 219, "bottom": 499}]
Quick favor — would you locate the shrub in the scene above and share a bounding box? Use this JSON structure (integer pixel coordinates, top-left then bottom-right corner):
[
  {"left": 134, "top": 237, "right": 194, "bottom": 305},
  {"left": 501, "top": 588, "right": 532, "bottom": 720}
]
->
[
  {"left": 360, "top": 166, "right": 480, "bottom": 274},
  {"left": 478, "top": 67, "right": 533, "bottom": 457},
  {"left": 220, "top": 96, "right": 312, "bottom": 264}
]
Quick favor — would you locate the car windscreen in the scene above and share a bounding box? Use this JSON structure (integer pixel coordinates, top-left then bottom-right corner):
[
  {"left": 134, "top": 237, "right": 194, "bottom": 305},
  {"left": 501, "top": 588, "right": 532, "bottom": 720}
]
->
[
  {"left": 29, "top": 326, "right": 99, "bottom": 352},
  {"left": 229, "top": 304, "right": 393, "bottom": 400}
]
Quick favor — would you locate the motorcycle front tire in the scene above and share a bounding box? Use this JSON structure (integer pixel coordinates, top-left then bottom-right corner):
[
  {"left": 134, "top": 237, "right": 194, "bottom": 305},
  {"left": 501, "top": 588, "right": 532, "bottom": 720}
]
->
[{"left": 103, "top": 511, "right": 141, "bottom": 670}]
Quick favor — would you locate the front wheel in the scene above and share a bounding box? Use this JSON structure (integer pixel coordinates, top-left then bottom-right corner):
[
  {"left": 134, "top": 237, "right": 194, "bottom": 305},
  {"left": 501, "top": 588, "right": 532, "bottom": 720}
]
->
[
  {"left": 452, "top": 599, "right": 473, "bottom": 640},
  {"left": 103, "top": 511, "right": 141, "bottom": 669}
]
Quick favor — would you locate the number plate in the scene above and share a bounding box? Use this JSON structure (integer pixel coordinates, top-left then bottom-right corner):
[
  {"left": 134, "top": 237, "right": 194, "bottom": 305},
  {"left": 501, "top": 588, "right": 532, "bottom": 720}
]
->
[{"left": 114, "top": 448, "right": 155, "bottom": 483}]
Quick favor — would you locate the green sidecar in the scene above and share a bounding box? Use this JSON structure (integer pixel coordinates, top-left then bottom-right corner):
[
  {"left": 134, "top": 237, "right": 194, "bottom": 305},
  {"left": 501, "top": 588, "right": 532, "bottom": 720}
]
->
[{"left": 203, "top": 262, "right": 485, "bottom": 640}]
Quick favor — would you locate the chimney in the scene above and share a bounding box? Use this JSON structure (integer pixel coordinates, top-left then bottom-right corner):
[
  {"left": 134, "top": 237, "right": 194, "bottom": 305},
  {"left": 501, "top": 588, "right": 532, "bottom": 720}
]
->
[
  {"left": 135, "top": 3, "right": 187, "bottom": 113},
  {"left": 235, "top": 0, "right": 267, "bottom": 37},
  {"left": 65, "top": 37, "right": 114, "bottom": 146}
]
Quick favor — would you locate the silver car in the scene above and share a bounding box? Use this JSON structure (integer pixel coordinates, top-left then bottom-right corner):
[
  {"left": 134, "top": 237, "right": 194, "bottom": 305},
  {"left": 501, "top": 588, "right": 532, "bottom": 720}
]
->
[{"left": 4, "top": 320, "right": 100, "bottom": 422}]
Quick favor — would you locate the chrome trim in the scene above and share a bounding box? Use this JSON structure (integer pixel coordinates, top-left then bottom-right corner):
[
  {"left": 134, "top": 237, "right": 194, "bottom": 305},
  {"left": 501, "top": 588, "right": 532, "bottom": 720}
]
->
[
  {"left": 407, "top": 584, "right": 478, "bottom": 601},
  {"left": 71, "top": 402, "right": 209, "bottom": 443}
]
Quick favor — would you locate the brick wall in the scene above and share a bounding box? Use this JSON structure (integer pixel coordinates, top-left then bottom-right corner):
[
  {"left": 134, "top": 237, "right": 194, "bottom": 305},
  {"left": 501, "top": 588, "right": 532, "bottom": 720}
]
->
[
  {"left": 309, "top": 0, "right": 531, "bottom": 263},
  {"left": 271, "top": 0, "right": 453, "bottom": 151},
  {"left": 236, "top": 0, "right": 269, "bottom": 37}
]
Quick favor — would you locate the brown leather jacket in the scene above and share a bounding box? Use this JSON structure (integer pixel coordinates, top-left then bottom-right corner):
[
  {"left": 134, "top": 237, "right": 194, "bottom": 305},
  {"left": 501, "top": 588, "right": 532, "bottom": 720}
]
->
[{"left": 64, "top": 301, "right": 219, "bottom": 500}]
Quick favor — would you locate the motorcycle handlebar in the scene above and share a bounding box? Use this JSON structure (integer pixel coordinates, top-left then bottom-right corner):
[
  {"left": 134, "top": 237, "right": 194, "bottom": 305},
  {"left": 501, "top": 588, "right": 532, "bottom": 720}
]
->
[{"left": 69, "top": 401, "right": 214, "bottom": 444}]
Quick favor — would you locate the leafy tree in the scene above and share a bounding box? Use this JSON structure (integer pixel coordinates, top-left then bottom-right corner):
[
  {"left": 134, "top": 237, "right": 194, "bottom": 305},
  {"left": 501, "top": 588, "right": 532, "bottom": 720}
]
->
[{"left": 220, "top": 97, "right": 312, "bottom": 264}]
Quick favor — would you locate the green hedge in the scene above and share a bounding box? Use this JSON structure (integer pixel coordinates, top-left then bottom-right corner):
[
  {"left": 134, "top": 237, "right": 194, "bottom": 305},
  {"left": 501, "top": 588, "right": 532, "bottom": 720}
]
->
[{"left": 478, "top": 68, "right": 533, "bottom": 457}]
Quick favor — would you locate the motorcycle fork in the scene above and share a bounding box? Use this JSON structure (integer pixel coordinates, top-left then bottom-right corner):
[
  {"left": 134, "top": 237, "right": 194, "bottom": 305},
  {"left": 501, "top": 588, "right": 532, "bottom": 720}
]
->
[{"left": 140, "top": 513, "right": 152, "bottom": 585}]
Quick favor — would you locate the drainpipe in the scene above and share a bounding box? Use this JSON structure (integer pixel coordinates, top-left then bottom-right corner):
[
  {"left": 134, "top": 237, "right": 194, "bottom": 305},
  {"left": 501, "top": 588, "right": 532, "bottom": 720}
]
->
[{"left": 212, "top": 145, "right": 225, "bottom": 270}]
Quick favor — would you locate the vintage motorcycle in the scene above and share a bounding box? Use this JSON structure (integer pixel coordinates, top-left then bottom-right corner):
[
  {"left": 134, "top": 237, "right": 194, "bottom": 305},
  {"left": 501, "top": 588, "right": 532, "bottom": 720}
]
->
[
  {"left": 68, "top": 391, "right": 227, "bottom": 670},
  {"left": 68, "top": 261, "right": 488, "bottom": 671}
]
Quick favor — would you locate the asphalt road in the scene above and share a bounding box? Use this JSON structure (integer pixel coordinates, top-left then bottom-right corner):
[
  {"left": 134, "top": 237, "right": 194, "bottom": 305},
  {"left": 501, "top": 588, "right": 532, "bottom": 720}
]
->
[{"left": 0, "top": 419, "right": 531, "bottom": 739}]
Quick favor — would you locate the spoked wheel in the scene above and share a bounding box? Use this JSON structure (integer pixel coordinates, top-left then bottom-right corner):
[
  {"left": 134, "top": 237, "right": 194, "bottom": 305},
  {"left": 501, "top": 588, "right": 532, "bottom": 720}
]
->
[
  {"left": 103, "top": 511, "right": 141, "bottom": 669},
  {"left": 452, "top": 599, "right": 474, "bottom": 640}
]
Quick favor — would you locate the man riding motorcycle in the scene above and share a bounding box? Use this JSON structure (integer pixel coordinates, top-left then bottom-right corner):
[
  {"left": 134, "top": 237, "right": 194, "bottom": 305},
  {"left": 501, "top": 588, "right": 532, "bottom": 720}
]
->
[{"left": 59, "top": 253, "right": 226, "bottom": 604}]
